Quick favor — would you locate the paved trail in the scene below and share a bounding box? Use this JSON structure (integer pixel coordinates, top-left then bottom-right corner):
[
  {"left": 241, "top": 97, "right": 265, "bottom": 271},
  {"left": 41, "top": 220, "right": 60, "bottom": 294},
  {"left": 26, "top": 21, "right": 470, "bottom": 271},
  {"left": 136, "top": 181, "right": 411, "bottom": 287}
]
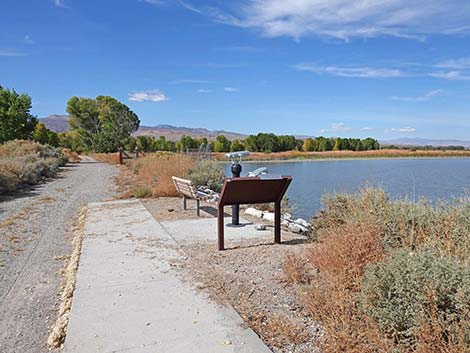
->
[{"left": 0, "top": 157, "right": 118, "bottom": 353}]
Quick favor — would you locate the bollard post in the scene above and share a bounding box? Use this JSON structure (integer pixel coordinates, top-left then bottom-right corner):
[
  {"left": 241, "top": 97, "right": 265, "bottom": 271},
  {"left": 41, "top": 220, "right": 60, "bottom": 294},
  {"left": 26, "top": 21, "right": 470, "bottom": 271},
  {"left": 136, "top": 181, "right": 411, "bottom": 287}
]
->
[
  {"left": 228, "top": 162, "right": 243, "bottom": 227},
  {"left": 118, "top": 148, "right": 123, "bottom": 165}
]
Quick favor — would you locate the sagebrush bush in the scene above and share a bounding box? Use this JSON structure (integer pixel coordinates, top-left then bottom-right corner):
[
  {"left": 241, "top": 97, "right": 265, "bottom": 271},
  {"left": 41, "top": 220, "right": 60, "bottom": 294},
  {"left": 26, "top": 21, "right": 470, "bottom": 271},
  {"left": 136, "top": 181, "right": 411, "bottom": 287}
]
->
[
  {"left": 133, "top": 185, "right": 152, "bottom": 198},
  {"left": 187, "top": 159, "right": 225, "bottom": 192},
  {"left": 0, "top": 140, "right": 67, "bottom": 192},
  {"left": 359, "top": 250, "right": 470, "bottom": 348},
  {"left": 311, "top": 187, "right": 470, "bottom": 259},
  {"left": 285, "top": 188, "right": 470, "bottom": 353}
]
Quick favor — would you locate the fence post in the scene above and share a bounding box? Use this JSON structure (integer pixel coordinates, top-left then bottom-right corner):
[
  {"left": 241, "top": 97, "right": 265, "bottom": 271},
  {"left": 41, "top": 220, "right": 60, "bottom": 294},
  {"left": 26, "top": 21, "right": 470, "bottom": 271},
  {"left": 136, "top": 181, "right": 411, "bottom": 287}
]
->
[{"left": 118, "top": 148, "right": 123, "bottom": 165}]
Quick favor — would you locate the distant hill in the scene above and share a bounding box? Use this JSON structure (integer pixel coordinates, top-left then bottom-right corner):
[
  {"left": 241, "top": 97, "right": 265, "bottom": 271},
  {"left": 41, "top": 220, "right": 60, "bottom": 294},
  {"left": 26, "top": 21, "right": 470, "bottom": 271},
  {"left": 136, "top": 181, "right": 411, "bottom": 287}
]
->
[
  {"left": 40, "top": 115, "right": 71, "bottom": 133},
  {"left": 40, "top": 115, "right": 469, "bottom": 147},
  {"left": 39, "top": 115, "right": 247, "bottom": 141},
  {"left": 381, "top": 137, "right": 470, "bottom": 148}
]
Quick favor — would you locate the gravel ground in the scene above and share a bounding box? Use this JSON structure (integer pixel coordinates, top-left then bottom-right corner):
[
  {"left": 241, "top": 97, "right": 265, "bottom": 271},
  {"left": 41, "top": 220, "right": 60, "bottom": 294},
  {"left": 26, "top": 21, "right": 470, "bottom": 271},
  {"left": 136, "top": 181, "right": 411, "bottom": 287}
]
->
[
  {"left": 144, "top": 198, "right": 321, "bottom": 353},
  {"left": 0, "top": 157, "right": 118, "bottom": 353}
]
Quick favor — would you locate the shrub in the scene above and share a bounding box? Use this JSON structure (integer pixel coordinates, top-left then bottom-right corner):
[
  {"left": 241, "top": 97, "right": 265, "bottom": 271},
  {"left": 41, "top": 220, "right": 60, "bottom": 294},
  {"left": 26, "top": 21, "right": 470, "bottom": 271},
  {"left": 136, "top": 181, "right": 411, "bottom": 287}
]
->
[
  {"left": 133, "top": 185, "right": 152, "bottom": 198},
  {"left": 187, "top": 159, "right": 225, "bottom": 192},
  {"left": 0, "top": 140, "right": 67, "bottom": 191},
  {"left": 359, "top": 250, "right": 470, "bottom": 348},
  {"left": 285, "top": 188, "right": 470, "bottom": 353},
  {"left": 311, "top": 188, "right": 470, "bottom": 259}
]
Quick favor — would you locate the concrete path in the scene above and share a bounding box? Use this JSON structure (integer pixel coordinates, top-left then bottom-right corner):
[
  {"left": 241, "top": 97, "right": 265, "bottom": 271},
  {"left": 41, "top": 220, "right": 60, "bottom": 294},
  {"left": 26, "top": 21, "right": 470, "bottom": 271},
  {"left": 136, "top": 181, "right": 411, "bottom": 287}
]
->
[{"left": 64, "top": 199, "right": 272, "bottom": 353}]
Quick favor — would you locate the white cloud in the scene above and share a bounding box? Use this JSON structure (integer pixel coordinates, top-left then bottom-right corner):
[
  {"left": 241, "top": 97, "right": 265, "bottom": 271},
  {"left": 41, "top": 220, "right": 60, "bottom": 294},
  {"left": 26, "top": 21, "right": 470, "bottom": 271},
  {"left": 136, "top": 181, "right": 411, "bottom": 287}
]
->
[
  {"left": 197, "top": 89, "right": 212, "bottom": 93},
  {"left": 169, "top": 79, "right": 210, "bottom": 85},
  {"left": 435, "top": 56, "right": 470, "bottom": 69},
  {"left": 389, "top": 127, "right": 417, "bottom": 133},
  {"left": 294, "top": 63, "right": 403, "bottom": 78},
  {"left": 391, "top": 89, "right": 443, "bottom": 102},
  {"left": 128, "top": 89, "right": 168, "bottom": 102},
  {"left": 0, "top": 50, "right": 29, "bottom": 57},
  {"left": 181, "top": 0, "right": 470, "bottom": 40},
  {"left": 319, "top": 123, "right": 353, "bottom": 133},
  {"left": 53, "top": 0, "right": 67, "bottom": 8},
  {"left": 23, "top": 35, "right": 34, "bottom": 45},
  {"left": 428, "top": 71, "right": 470, "bottom": 80},
  {"left": 361, "top": 127, "right": 374, "bottom": 131},
  {"left": 224, "top": 87, "right": 238, "bottom": 92}
]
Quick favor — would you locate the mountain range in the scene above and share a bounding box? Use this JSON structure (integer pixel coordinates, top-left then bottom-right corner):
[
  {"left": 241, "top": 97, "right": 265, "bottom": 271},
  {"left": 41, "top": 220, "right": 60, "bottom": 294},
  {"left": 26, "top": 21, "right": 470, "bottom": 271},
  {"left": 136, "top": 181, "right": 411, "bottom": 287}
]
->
[
  {"left": 39, "top": 115, "right": 247, "bottom": 141},
  {"left": 39, "top": 115, "right": 470, "bottom": 147}
]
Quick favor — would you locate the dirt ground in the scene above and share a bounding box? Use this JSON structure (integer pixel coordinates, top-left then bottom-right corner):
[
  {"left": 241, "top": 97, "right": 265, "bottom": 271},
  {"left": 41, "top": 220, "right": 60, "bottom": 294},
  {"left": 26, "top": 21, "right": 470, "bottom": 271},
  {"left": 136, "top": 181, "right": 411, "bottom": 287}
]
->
[
  {"left": 144, "top": 197, "right": 322, "bottom": 353},
  {"left": 0, "top": 158, "right": 117, "bottom": 353}
]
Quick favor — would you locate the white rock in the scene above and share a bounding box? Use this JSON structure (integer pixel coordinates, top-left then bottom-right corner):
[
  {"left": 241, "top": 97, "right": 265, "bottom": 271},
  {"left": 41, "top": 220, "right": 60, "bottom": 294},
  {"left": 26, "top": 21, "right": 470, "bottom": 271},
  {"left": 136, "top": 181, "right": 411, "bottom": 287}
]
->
[
  {"left": 297, "top": 224, "right": 310, "bottom": 233},
  {"left": 294, "top": 218, "right": 310, "bottom": 228},
  {"left": 245, "top": 207, "right": 264, "bottom": 218},
  {"left": 288, "top": 224, "right": 302, "bottom": 233},
  {"left": 282, "top": 213, "right": 293, "bottom": 221},
  {"left": 263, "top": 212, "right": 275, "bottom": 223}
]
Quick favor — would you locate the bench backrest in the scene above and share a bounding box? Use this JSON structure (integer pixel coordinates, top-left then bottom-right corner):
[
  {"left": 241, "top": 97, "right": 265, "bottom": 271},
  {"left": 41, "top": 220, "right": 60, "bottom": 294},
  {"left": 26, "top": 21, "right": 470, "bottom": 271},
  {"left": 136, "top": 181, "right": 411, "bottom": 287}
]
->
[{"left": 172, "top": 176, "right": 199, "bottom": 199}]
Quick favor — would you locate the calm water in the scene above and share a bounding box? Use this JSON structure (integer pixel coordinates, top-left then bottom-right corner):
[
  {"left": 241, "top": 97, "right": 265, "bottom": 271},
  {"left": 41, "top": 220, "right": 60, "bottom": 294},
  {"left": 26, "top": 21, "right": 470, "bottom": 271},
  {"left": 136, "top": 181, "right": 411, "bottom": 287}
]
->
[{"left": 223, "top": 158, "right": 470, "bottom": 219}]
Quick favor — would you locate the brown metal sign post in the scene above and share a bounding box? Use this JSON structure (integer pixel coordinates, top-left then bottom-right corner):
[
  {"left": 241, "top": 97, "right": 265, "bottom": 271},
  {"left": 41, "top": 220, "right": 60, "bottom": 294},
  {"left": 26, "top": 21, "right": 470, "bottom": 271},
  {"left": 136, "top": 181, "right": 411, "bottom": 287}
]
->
[{"left": 217, "top": 176, "right": 292, "bottom": 250}]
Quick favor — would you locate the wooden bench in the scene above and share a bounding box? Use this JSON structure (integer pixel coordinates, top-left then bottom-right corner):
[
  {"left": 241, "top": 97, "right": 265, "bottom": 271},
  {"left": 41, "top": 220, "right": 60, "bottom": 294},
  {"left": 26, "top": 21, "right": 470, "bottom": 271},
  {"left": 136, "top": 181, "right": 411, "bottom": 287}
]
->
[{"left": 172, "top": 176, "right": 212, "bottom": 216}]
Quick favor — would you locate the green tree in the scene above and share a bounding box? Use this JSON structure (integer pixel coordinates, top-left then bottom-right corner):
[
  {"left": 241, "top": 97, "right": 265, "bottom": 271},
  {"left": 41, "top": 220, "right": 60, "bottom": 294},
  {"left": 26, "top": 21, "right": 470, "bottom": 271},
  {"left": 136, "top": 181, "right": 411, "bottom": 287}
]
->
[
  {"left": 302, "top": 138, "right": 315, "bottom": 152},
  {"left": 244, "top": 135, "right": 259, "bottom": 152},
  {"left": 230, "top": 139, "right": 244, "bottom": 152},
  {"left": 176, "top": 135, "right": 198, "bottom": 151},
  {"left": 0, "top": 86, "right": 38, "bottom": 143},
  {"left": 66, "top": 95, "right": 140, "bottom": 152},
  {"left": 214, "top": 135, "right": 231, "bottom": 152},
  {"left": 33, "top": 122, "right": 49, "bottom": 145},
  {"left": 333, "top": 138, "right": 342, "bottom": 151},
  {"left": 47, "top": 130, "right": 59, "bottom": 147}
]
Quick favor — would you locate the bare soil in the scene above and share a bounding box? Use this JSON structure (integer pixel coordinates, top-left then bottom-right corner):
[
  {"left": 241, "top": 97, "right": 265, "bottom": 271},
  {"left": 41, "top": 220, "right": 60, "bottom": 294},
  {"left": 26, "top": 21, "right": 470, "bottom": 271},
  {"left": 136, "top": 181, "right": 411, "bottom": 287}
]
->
[{"left": 144, "top": 197, "right": 322, "bottom": 353}]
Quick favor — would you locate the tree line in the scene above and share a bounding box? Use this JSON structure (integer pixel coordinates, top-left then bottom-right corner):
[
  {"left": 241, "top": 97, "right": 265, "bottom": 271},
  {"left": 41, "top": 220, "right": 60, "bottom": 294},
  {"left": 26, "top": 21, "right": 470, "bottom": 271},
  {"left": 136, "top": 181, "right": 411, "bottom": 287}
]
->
[{"left": 1, "top": 85, "right": 381, "bottom": 153}]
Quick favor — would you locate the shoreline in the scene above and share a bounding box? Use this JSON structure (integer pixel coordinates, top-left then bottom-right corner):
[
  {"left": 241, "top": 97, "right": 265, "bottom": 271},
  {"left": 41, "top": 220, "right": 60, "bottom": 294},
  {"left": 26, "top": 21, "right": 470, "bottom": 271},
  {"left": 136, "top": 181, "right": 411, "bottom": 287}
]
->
[{"left": 219, "top": 155, "right": 470, "bottom": 163}]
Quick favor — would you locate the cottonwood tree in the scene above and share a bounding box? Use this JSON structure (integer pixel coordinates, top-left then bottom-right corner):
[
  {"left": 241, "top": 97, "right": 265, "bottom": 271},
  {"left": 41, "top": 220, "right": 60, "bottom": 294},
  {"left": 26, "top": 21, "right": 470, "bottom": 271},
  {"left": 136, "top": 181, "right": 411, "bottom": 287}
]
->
[
  {"left": 66, "top": 95, "right": 140, "bottom": 152},
  {"left": 0, "top": 86, "right": 38, "bottom": 143}
]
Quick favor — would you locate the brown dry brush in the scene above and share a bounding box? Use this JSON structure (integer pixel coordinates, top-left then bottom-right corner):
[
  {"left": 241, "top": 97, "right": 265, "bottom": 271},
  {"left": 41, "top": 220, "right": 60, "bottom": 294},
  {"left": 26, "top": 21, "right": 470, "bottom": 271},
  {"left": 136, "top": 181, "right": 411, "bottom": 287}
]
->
[{"left": 284, "top": 188, "right": 470, "bottom": 353}]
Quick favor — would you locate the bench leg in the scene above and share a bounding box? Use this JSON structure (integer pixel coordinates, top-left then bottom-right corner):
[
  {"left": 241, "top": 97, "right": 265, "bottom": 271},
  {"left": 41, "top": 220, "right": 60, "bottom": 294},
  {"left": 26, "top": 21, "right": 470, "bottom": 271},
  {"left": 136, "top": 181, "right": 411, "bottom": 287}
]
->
[
  {"left": 274, "top": 200, "right": 281, "bottom": 244},
  {"left": 196, "top": 200, "right": 200, "bottom": 217},
  {"left": 183, "top": 195, "right": 187, "bottom": 210},
  {"left": 218, "top": 205, "right": 224, "bottom": 250}
]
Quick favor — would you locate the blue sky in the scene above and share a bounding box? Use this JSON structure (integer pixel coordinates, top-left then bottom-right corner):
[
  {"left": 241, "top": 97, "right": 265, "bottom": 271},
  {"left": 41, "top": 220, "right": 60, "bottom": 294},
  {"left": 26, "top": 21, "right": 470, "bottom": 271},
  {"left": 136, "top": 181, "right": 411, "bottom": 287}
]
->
[{"left": 1, "top": 0, "right": 470, "bottom": 140}]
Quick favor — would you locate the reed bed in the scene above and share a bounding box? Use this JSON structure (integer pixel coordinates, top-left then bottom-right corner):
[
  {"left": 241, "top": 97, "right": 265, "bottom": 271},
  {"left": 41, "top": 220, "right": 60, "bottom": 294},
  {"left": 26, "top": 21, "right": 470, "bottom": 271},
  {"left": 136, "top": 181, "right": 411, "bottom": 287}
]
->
[{"left": 213, "top": 149, "right": 470, "bottom": 161}]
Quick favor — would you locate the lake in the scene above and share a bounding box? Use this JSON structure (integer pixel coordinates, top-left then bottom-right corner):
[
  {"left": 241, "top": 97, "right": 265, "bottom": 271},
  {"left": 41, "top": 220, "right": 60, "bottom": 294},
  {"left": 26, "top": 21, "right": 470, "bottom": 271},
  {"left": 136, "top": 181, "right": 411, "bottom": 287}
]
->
[{"left": 224, "top": 158, "right": 470, "bottom": 219}]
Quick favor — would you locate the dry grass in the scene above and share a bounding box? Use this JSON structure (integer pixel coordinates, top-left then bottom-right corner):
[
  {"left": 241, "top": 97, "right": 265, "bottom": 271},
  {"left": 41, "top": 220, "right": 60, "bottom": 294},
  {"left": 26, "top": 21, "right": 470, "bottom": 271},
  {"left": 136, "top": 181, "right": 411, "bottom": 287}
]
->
[
  {"left": 61, "top": 149, "right": 80, "bottom": 163},
  {"left": 110, "top": 152, "right": 195, "bottom": 198},
  {"left": 213, "top": 149, "right": 470, "bottom": 161},
  {"left": 39, "top": 196, "right": 55, "bottom": 203},
  {"left": 48, "top": 207, "right": 87, "bottom": 348},
  {"left": 245, "top": 312, "right": 311, "bottom": 347},
  {"left": 129, "top": 153, "right": 194, "bottom": 197},
  {"left": 283, "top": 188, "right": 470, "bottom": 353},
  {"left": 90, "top": 152, "right": 120, "bottom": 165},
  {"left": 296, "top": 220, "right": 392, "bottom": 353}
]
